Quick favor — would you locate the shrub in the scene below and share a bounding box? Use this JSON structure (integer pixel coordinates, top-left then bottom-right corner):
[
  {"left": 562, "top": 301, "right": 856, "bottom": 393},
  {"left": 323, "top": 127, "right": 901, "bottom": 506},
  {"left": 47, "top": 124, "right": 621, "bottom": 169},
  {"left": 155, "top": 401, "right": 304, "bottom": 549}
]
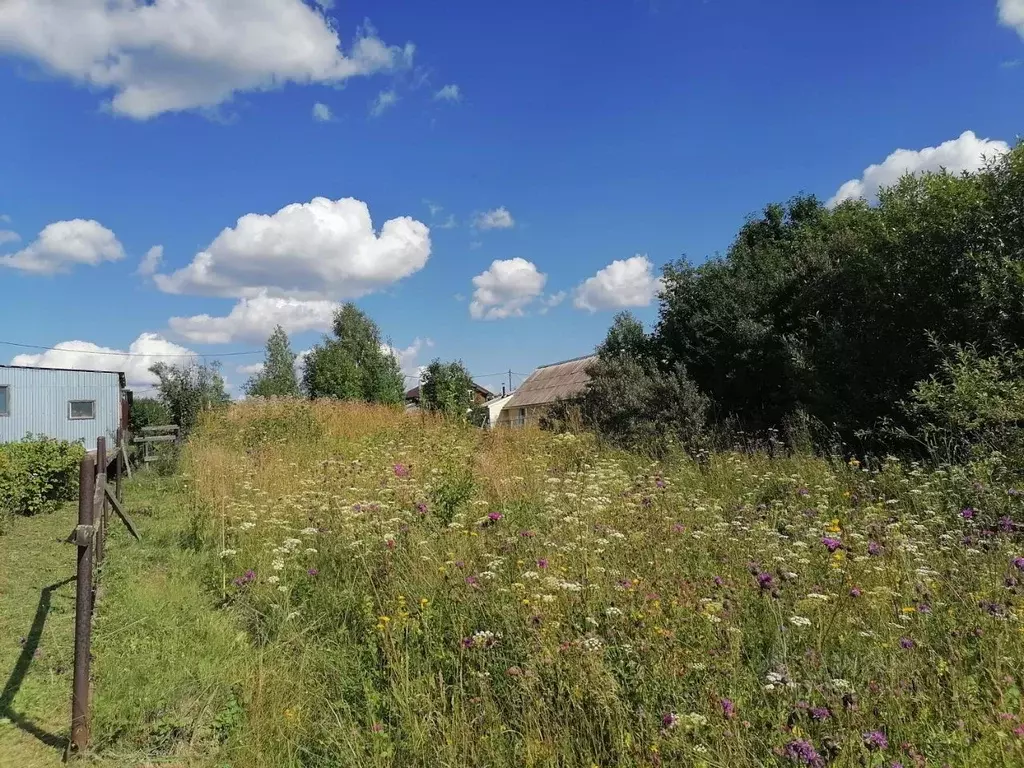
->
[
  {"left": 902, "top": 344, "right": 1024, "bottom": 466},
  {"left": 577, "top": 357, "right": 710, "bottom": 457},
  {"left": 0, "top": 436, "right": 86, "bottom": 527}
]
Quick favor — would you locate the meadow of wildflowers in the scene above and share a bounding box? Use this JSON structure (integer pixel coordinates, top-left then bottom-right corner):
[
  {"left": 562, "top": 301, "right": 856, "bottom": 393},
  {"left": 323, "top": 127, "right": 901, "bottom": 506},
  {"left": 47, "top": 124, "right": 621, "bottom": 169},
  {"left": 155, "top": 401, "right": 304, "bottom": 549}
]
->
[{"left": 183, "top": 401, "right": 1024, "bottom": 767}]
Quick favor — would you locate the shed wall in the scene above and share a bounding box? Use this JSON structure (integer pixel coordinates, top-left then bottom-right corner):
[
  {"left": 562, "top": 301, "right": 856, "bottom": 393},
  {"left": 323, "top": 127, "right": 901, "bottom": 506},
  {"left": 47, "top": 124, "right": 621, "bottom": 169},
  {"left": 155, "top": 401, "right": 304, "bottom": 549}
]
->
[{"left": 0, "top": 367, "right": 122, "bottom": 446}]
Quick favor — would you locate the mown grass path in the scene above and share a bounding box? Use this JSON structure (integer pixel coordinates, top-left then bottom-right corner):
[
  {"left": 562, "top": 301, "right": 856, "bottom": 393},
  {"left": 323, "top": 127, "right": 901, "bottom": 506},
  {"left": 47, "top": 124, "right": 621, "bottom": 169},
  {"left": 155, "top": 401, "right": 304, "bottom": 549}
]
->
[
  {"left": 1, "top": 475, "right": 246, "bottom": 768},
  {"left": 0, "top": 505, "right": 78, "bottom": 768}
]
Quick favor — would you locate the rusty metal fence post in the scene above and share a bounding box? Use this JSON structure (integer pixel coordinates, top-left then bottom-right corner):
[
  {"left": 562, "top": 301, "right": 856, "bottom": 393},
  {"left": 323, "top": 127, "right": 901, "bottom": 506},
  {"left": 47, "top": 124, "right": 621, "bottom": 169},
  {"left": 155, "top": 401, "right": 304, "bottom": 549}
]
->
[{"left": 69, "top": 453, "right": 96, "bottom": 758}]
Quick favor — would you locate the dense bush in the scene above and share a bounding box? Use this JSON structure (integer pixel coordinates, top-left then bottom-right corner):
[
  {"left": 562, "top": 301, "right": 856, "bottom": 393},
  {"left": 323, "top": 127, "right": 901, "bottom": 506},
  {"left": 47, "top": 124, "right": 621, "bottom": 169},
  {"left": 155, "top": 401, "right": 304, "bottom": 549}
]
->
[
  {"left": 579, "top": 143, "right": 1024, "bottom": 457},
  {"left": 0, "top": 436, "right": 85, "bottom": 527}
]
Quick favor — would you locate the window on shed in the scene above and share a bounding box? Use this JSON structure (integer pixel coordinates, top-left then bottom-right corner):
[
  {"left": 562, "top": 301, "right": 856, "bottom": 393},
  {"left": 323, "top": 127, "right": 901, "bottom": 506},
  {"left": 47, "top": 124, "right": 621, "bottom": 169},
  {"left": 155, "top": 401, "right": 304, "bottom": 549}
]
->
[
  {"left": 0, "top": 386, "right": 8, "bottom": 416},
  {"left": 69, "top": 400, "right": 96, "bottom": 420}
]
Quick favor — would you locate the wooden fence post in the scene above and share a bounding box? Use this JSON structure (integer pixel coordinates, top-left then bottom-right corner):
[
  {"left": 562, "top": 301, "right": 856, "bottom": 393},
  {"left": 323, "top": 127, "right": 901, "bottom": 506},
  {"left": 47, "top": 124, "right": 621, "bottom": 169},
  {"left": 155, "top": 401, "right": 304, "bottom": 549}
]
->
[
  {"left": 68, "top": 453, "right": 96, "bottom": 758},
  {"left": 115, "top": 428, "right": 123, "bottom": 503},
  {"left": 94, "top": 438, "right": 107, "bottom": 566}
]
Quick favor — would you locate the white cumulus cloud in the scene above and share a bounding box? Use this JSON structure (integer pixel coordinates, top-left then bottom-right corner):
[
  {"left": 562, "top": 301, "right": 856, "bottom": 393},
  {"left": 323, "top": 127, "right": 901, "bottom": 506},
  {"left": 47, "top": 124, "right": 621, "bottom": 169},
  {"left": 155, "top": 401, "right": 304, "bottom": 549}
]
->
[
  {"left": 370, "top": 89, "right": 398, "bottom": 117},
  {"left": 383, "top": 337, "right": 433, "bottom": 377},
  {"left": 0, "top": 230, "right": 19, "bottom": 245},
  {"left": 434, "top": 84, "right": 461, "bottom": 102},
  {"left": 137, "top": 245, "right": 163, "bottom": 276},
  {"left": 0, "top": 2, "right": 413, "bottom": 119},
  {"left": 10, "top": 332, "right": 196, "bottom": 389},
  {"left": 1000, "top": 0, "right": 1024, "bottom": 35},
  {"left": 312, "top": 102, "right": 333, "bottom": 122},
  {"left": 0, "top": 219, "right": 125, "bottom": 274},
  {"left": 469, "top": 258, "right": 546, "bottom": 320},
  {"left": 153, "top": 196, "right": 431, "bottom": 300},
  {"left": 573, "top": 255, "right": 662, "bottom": 313},
  {"left": 828, "top": 130, "right": 1010, "bottom": 207},
  {"left": 473, "top": 207, "right": 515, "bottom": 230},
  {"left": 169, "top": 294, "right": 338, "bottom": 344}
]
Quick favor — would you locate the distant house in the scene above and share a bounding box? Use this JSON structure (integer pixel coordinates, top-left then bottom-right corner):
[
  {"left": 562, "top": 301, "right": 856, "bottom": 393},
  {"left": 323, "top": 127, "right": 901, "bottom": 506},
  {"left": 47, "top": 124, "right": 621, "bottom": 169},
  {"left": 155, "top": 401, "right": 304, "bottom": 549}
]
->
[
  {"left": 405, "top": 382, "right": 495, "bottom": 408},
  {"left": 496, "top": 355, "right": 597, "bottom": 428},
  {"left": 0, "top": 365, "right": 129, "bottom": 447},
  {"left": 481, "top": 393, "right": 513, "bottom": 429}
]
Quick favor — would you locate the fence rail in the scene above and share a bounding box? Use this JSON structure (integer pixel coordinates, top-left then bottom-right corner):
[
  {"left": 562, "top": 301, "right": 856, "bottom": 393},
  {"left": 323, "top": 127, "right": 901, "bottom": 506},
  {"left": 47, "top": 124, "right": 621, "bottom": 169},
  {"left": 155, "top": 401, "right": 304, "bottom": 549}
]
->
[
  {"left": 65, "top": 430, "right": 140, "bottom": 759},
  {"left": 132, "top": 424, "right": 180, "bottom": 463}
]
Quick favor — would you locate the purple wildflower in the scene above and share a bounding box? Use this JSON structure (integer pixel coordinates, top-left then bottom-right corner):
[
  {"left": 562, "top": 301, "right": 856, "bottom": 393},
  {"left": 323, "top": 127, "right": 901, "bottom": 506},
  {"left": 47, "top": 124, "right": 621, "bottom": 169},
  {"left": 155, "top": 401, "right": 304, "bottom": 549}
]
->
[
  {"left": 393, "top": 463, "right": 409, "bottom": 478},
  {"left": 537, "top": 558, "right": 549, "bottom": 569},
  {"left": 797, "top": 487, "right": 810, "bottom": 497},
  {"left": 821, "top": 536, "right": 842, "bottom": 553},
  {"left": 961, "top": 507, "right": 976, "bottom": 520},
  {"left": 810, "top": 706, "right": 831, "bottom": 721},
  {"left": 1000, "top": 516, "right": 1016, "bottom": 533},
  {"left": 868, "top": 541, "right": 882, "bottom": 556},
  {"left": 661, "top": 712, "right": 679, "bottom": 730},
  {"left": 1010, "top": 488, "right": 1024, "bottom": 498},
  {"left": 757, "top": 571, "right": 774, "bottom": 591},
  {"left": 488, "top": 511, "right": 503, "bottom": 522},
  {"left": 233, "top": 568, "right": 256, "bottom": 587},
  {"left": 863, "top": 730, "right": 889, "bottom": 751},
  {"left": 849, "top": 586, "right": 862, "bottom": 598},
  {"left": 899, "top": 637, "right": 915, "bottom": 649},
  {"left": 783, "top": 739, "right": 823, "bottom": 766},
  {"left": 416, "top": 502, "right": 428, "bottom": 516},
  {"left": 465, "top": 575, "right": 479, "bottom": 587},
  {"left": 307, "top": 568, "right": 319, "bottom": 577},
  {"left": 1013, "top": 557, "right": 1024, "bottom": 573},
  {"left": 655, "top": 477, "right": 666, "bottom": 489},
  {"left": 519, "top": 530, "right": 536, "bottom": 538},
  {"left": 713, "top": 575, "right": 724, "bottom": 587},
  {"left": 917, "top": 603, "right": 931, "bottom": 614},
  {"left": 720, "top": 698, "right": 736, "bottom": 720},
  {"left": 672, "top": 523, "right": 686, "bottom": 534}
]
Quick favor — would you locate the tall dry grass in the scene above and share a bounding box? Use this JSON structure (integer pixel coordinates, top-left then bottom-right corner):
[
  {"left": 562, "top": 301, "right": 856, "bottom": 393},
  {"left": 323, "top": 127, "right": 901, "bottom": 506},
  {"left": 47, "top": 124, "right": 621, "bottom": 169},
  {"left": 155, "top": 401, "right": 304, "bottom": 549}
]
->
[{"left": 179, "top": 401, "right": 1024, "bottom": 767}]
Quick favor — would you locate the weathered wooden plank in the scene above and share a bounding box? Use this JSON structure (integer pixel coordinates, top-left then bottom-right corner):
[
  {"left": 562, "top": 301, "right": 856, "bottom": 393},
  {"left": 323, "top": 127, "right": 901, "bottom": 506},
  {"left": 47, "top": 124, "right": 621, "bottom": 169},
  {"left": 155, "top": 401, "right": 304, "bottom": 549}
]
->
[
  {"left": 140, "top": 425, "right": 179, "bottom": 433},
  {"left": 133, "top": 434, "right": 178, "bottom": 444},
  {"left": 104, "top": 484, "right": 141, "bottom": 541}
]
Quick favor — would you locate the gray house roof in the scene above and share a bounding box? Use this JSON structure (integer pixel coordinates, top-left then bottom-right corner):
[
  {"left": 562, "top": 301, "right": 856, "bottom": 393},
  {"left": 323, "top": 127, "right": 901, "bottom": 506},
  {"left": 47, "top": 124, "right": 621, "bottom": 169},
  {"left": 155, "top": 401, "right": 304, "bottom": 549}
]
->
[{"left": 504, "top": 355, "right": 597, "bottom": 410}]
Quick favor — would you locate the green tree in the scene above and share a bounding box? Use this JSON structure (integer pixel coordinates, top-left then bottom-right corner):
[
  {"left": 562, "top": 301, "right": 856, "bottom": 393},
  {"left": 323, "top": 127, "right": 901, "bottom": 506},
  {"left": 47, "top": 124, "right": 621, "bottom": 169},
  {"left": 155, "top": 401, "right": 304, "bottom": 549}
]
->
[
  {"left": 128, "top": 396, "right": 172, "bottom": 434},
  {"left": 149, "top": 360, "right": 230, "bottom": 436},
  {"left": 596, "top": 311, "right": 652, "bottom": 362},
  {"left": 245, "top": 325, "right": 300, "bottom": 398},
  {"left": 420, "top": 359, "right": 475, "bottom": 418},
  {"left": 302, "top": 303, "right": 404, "bottom": 404}
]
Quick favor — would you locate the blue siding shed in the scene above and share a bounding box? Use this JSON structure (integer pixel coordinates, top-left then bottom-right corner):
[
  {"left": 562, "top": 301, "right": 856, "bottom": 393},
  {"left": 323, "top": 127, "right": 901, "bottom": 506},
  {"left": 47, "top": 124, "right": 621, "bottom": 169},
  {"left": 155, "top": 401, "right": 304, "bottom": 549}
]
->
[{"left": 0, "top": 365, "right": 126, "bottom": 447}]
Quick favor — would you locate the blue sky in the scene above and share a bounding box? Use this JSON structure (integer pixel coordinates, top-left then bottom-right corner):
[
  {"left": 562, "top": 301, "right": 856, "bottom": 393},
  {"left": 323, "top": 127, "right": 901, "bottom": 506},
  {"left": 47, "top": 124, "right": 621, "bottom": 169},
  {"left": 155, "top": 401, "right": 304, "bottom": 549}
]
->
[{"left": 1, "top": 0, "right": 1023, "bottom": 395}]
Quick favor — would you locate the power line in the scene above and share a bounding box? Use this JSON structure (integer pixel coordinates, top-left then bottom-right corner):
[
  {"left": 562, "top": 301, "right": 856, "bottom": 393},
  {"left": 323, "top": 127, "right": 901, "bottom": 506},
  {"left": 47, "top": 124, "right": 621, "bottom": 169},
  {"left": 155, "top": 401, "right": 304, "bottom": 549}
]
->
[{"left": 0, "top": 339, "right": 262, "bottom": 358}]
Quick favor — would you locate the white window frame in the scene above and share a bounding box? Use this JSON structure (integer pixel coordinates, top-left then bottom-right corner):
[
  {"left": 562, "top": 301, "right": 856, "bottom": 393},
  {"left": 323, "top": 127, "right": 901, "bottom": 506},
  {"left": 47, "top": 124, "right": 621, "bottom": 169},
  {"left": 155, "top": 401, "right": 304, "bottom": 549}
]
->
[
  {"left": 0, "top": 385, "right": 8, "bottom": 417},
  {"left": 68, "top": 400, "right": 96, "bottom": 421}
]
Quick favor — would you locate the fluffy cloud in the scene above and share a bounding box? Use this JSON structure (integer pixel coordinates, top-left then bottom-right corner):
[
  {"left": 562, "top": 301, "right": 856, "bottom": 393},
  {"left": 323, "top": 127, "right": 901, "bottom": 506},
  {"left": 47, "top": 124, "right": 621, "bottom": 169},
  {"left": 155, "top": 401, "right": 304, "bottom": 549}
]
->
[
  {"left": 154, "top": 196, "right": 430, "bottom": 300},
  {"left": 0, "top": 230, "right": 19, "bottom": 245},
  {"left": 470, "top": 258, "right": 547, "bottom": 320},
  {"left": 0, "top": 2, "right": 413, "bottom": 119},
  {"left": 573, "top": 255, "right": 662, "bottom": 313},
  {"left": 10, "top": 332, "right": 195, "bottom": 389},
  {"left": 434, "top": 84, "right": 461, "bottom": 102},
  {"left": 828, "top": 130, "right": 1010, "bottom": 207},
  {"left": 237, "top": 362, "right": 264, "bottom": 376},
  {"left": 383, "top": 337, "right": 433, "bottom": 377},
  {"left": 312, "top": 102, "right": 333, "bottom": 122},
  {"left": 1000, "top": 0, "right": 1024, "bottom": 35},
  {"left": 0, "top": 219, "right": 125, "bottom": 274},
  {"left": 370, "top": 89, "right": 398, "bottom": 117},
  {"left": 473, "top": 207, "right": 515, "bottom": 230},
  {"left": 137, "top": 245, "right": 163, "bottom": 276},
  {"left": 169, "top": 295, "right": 338, "bottom": 344}
]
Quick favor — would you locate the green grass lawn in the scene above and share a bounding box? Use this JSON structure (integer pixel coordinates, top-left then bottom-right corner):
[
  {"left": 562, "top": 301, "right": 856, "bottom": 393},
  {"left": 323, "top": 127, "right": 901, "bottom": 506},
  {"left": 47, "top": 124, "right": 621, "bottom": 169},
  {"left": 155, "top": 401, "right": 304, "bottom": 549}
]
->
[
  {"left": 0, "top": 502, "right": 79, "bottom": 768},
  {"left": 0, "top": 473, "right": 247, "bottom": 768}
]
